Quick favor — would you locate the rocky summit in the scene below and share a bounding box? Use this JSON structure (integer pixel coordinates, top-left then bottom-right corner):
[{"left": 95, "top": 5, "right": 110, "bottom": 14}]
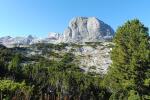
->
[
  {"left": 63, "top": 17, "right": 114, "bottom": 43},
  {"left": 0, "top": 17, "right": 115, "bottom": 47}
]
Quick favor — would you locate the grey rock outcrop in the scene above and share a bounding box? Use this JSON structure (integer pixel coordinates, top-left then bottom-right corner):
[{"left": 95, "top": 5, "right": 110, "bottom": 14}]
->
[
  {"left": 0, "top": 35, "right": 35, "bottom": 47},
  {"left": 0, "top": 33, "right": 62, "bottom": 47},
  {"left": 63, "top": 17, "right": 114, "bottom": 43},
  {"left": 52, "top": 42, "right": 114, "bottom": 74}
]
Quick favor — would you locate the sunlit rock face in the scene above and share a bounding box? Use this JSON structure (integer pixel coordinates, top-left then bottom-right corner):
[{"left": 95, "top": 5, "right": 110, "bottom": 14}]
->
[
  {"left": 63, "top": 17, "right": 114, "bottom": 43},
  {"left": 0, "top": 33, "right": 63, "bottom": 47},
  {"left": 0, "top": 17, "right": 115, "bottom": 47}
]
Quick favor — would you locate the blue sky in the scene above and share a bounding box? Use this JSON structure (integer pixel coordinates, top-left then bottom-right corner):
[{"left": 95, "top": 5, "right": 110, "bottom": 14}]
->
[{"left": 0, "top": 0, "right": 149, "bottom": 37}]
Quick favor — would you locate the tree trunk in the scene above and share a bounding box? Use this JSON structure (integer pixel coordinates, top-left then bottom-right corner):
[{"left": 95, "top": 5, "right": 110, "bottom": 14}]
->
[
  {"left": 1, "top": 91, "right": 2, "bottom": 100},
  {"left": 57, "top": 93, "right": 60, "bottom": 100},
  {"left": 47, "top": 94, "right": 49, "bottom": 100}
]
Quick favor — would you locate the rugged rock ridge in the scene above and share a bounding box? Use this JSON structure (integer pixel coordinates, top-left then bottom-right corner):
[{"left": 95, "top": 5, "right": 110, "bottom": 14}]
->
[
  {"left": 0, "top": 33, "right": 61, "bottom": 47},
  {"left": 0, "top": 35, "right": 35, "bottom": 47},
  {"left": 0, "top": 17, "right": 115, "bottom": 47},
  {"left": 63, "top": 17, "right": 114, "bottom": 43}
]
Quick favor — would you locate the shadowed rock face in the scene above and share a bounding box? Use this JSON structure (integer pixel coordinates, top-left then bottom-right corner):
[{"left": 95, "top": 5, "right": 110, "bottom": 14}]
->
[{"left": 63, "top": 17, "right": 114, "bottom": 43}]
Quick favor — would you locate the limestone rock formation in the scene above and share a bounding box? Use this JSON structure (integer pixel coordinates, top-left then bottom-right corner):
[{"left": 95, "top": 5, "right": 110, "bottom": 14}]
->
[{"left": 63, "top": 17, "right": 114, "bottom": 43}]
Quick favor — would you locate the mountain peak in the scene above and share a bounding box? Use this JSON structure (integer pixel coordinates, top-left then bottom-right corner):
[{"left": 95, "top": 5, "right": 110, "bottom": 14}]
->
[
  {"left": 0, "top": 17, "right": 115, "bottom": 47},
  {"left": 63, "top": 17, "right": 114, "bottom": 43}
]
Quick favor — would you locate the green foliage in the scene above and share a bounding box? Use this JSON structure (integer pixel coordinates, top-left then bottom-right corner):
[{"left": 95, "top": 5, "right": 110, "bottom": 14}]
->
[
  {"left": 14, "top": 52, "right": 109, "bottom": 99},
  {"left": 34, "top": 42, "right": 68, "bottom": 51},
  {"left": 128, "top": 90, "right": 140, "bottom": 100},
  {"left": 8, "top": 53, "right": 22, "bottom": 76},
  {"left": 85, "top": 42, "right": 104, "bottom": 48},
  {"left": 0, "top": 45, "right": 16, "bottom": 77},
  {"left": 0, "top": 80, "right": 32, "bottom": 99},
  {"left": 105, "top": 19, "right": 150, "bottom": 99}
]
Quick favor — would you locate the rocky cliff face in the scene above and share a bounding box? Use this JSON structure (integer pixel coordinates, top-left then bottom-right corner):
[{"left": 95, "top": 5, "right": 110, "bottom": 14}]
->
[
  {"left": 63, "top": 17, "right": 114, "bottom": 43},
  {"left": 0, "top": 17, "right": 115, "bottom": 47}
]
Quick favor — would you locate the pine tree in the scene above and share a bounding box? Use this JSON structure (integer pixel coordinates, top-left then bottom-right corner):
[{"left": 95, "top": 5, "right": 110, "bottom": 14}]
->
[
  {"left": 8, "top": 53, "right": 22, "bottom": 79},
  {"left": 105, "top": 19, "right": 150, "bottom": 99}
]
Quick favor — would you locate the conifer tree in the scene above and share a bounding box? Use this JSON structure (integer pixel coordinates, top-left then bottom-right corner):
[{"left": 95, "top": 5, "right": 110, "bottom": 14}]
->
[{"left": 105, "top": 19, "right": 150, "bottom": 99}]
